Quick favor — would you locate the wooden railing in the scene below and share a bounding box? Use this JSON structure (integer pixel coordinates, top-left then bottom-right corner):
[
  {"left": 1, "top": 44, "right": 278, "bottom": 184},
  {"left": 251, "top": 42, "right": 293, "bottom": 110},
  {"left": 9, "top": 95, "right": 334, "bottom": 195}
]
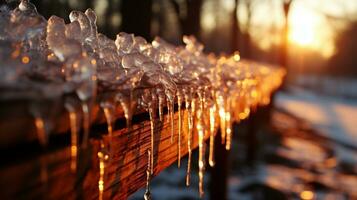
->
[
  {"left": 0, "top": 100, "right": 212, "bottom": 199},
  {"left": 0, "top": 68, "right": 284, "bottom": 200}
]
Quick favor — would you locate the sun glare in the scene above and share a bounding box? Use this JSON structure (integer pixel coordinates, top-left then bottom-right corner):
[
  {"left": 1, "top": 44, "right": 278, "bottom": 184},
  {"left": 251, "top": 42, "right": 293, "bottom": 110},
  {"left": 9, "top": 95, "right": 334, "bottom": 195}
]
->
[
  {"left": 289, "top": 23, "right": 314, "bottom": 46},
  {"left": 289, "top": 10, "right": 316, "bottom": 46},
  {"left": 289, "top": 8, "right": 317, "bottom": 47},
  {"left": 287, "top": 3, "right": 336, "bottom": 58}
]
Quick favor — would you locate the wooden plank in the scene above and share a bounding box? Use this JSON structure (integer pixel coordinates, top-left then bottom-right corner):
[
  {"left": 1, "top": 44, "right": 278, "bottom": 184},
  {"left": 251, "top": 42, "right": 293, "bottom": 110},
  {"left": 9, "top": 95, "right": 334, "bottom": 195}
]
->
[
  {"left": 0, "top": 108, "right": 211, "bottom": 199},
  {"left": 0, "top": 97, "right": 127, "bottom": 148}
]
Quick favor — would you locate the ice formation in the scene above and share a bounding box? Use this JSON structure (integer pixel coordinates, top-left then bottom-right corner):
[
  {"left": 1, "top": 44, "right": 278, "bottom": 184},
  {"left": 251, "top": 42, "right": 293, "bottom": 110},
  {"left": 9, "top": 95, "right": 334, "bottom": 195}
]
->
[{"left": 0, "top": 1, "right": 285, "bottom": 198}]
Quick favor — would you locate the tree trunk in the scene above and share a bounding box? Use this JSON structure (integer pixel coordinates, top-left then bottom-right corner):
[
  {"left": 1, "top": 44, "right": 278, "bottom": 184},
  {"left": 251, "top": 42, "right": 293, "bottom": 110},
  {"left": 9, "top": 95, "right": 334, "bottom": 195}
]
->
[
  {"left": 281, "top": 0, "right": 292, "bottom": 70},
  {"left": 170, "top": 0, "right": 203, "bottom": 40},
  {"left": 120, "top": 0, "right": 153, "bottom": 41},
  {"left": 231, "top": 0, "right": 241, "bottom": 53},
  {"left": 182, "top": 0, "right": 202, "bottom": 38}
]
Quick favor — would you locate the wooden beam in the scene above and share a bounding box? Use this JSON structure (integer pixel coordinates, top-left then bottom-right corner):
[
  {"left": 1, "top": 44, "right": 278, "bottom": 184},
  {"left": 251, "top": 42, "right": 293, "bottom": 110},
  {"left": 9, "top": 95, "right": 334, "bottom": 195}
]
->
[{"left": 0, "top": 108, "right": 210, "bottom": 199}]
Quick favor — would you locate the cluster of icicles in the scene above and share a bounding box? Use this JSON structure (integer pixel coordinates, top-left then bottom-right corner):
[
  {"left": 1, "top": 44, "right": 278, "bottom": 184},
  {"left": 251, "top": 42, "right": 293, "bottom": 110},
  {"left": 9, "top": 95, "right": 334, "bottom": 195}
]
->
[{"left": 0, "top": 1, "right": 285, "bottom": 199}]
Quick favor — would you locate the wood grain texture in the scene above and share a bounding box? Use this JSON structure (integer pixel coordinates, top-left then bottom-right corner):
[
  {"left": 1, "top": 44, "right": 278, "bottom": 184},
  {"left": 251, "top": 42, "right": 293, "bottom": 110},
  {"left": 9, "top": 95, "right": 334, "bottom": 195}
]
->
[{"left": 0, "top": 107, "right": 211, "bottom": 200}]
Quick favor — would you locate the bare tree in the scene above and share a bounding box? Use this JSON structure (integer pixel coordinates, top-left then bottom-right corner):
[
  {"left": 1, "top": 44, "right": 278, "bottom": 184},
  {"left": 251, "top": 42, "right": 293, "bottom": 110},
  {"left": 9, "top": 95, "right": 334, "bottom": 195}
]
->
[
  {"left": 121, "top": 0, "right": 153, "bottom": 41},
  {"left": 231, "top": 0, "right": 241, "bottom": 53},
  {"left": 281, "top": 0, "right": 293, "bottom": 70},
  {"left": 170, "top": 0, "right": 203, "bottom": 39}
]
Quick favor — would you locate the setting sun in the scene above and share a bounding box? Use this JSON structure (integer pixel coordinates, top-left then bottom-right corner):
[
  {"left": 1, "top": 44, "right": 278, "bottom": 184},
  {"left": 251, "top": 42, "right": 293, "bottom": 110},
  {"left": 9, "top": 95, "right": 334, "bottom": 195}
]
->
[
  {"left": 288, "top": 8, "right": 317, "bottom": 46},
  {"left": 286, "top": 3, "right": 336, "bottom": 58},
  {"left": 289, "top": 21, "right": 315, "bottom": 46}
]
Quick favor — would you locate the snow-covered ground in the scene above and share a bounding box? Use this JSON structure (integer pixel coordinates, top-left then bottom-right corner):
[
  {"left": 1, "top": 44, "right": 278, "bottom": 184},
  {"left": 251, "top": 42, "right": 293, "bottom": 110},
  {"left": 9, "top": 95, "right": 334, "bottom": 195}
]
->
[
  {"left": 276, "top": 87, "right": 357, "bottom": 148},
  {"left": 294, "top": 75, "right": 357, "bottom": 99}
]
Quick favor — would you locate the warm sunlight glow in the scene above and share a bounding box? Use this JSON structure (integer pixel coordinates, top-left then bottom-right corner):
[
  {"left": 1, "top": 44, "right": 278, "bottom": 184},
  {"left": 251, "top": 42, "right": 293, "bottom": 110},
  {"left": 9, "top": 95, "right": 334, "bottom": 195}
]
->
[
  {"left": 289, "top": 9, "right": 317, "bottom": 47},
  {"left": 290, "top": 25, "right": 314, "bottom": 46},
  {"left": 287, "top": 2, "right": 338, "bottom": 58}
]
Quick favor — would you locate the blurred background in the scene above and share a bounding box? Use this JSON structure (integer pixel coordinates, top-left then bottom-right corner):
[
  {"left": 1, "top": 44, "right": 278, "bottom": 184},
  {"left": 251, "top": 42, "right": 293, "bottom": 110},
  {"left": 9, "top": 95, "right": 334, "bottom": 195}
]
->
[
  {"left": 23, "top": 0, "right": 357, "bottom": 81},
  {"left": 4, "top": 0, "right": 357, "bottom": 199}
]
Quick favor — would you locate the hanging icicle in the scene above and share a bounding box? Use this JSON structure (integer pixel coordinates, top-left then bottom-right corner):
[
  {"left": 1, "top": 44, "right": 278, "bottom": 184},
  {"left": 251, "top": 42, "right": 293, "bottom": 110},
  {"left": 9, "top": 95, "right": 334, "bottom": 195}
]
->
[
  {"left": 144, "top": 150, "right": 152, "bottom": 200},
  {"left": 167, "top": 99, "right": 174, "bottom": 143},
  {"left": 81, "top": 101, "right": 91, "bottom": 148},
  {"left": 209, "top": 103, "right": 216, "bottom": 167},
  {"left": 98, "top": 140, "right": 109, "bottom": 200},
  {"left": 196, "top": 105, "right": 205, "bottom": 198},
  {"left": 148, "top": 107, "right": 155, "bottom": 175},
  {"left": 177, "top": 89, "right": 183, "bottom": 168},
  {"left": 65, "top": 100, "right": 79, "bottom": 172},
  {"left": 116, "top": 91, "right": 136, "bottom": 130},
  {"left": 186, "top": 95, "right": 196, "bottom": 186},
  {"left": 225, "top": 97, "right": 232, "bottom": 150}
]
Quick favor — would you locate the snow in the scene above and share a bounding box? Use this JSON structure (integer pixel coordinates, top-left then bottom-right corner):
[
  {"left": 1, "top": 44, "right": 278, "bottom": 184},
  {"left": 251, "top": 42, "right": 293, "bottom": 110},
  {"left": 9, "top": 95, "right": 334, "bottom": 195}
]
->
[{"left": 276, "top": 87, "right": 357, "bottom": 148}]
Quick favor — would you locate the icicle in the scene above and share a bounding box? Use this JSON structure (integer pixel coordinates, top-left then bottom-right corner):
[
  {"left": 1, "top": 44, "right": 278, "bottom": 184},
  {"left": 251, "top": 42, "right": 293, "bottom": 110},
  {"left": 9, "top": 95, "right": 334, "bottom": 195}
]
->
[
  {"left": 157, "top": 89, "right": 165, "bottom": 122},
  {"left": 101, "top": 102, "right": 115, "bottom": 138},
  {"left": 30, "top": 105, "right": 49, "bottom": 189},
  {"left": 196, "top": 106, "right": 205, "bottom": 198},
  {"left": 209, "top": 104, "right": 216, "bottom": 167},
  {"left": 98, "top": 140, "right": 109, "bottom": 200},
  {"left": 186, "top": 96, "right": 196, "bottom": 186},
  {"left": 225, "top": 97, "right": 233, "bottom": 150},
  {"left": 190, "top": 94, "right": 197, "bottom": 129},
  {"left": 116, "top": 92, "right": 135, "bottom": 130},
  {"left": 68, "top": 110, "right": 78, "bottom": 172},
  {"left": 184, "top": 90, "right": 192, "bottom": 186},
  {"left": 177, "top": 91, "right": 183, "bottom": 168},
  {"left": 144, "top": 150, "right": 152, "bottom": 200},
  {"left": 216, "top": 93, "right": 226, "bottom": 144},
  {"left": 158, "top": 97, "right": 164, "bottom": 122},
  {"left": 167, "top": 99, "right": 174, "bottom": 143},
  {"left": 197, "top": 89, "right": 206, "bottom": 197},
  {"left": 139, "top": 89, "right": 156, "bottom": 175},
  {"left": 103, "top": 107, "right": 113, "bottom": 136},
  {"left": 100, "top": 100, "right": 115, "bottom": 157},
  {"left": 225, "top": 111, "right": 232, "bottom": 150},
  {"left": 148, "top": 107, "right": 155, "bottom": 175},
  {"left": 81, "top": 101, "right": 91, "bottom": 148},
  {"left": 147, "top": 91, "right": 157, "bottom": 175},
  {"left": 64, "top": 101, "right": 79, "bottom": 173}
]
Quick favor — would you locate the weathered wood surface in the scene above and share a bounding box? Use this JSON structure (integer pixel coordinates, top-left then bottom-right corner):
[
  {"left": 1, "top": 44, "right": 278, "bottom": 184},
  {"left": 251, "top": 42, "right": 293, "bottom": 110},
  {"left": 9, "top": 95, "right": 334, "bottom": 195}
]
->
[
  {"left": 0, "top": 97, "right": 127, "bottom": 148},
  {"left": 0, "top": 107, "right": 210, "bottom": 200}
]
